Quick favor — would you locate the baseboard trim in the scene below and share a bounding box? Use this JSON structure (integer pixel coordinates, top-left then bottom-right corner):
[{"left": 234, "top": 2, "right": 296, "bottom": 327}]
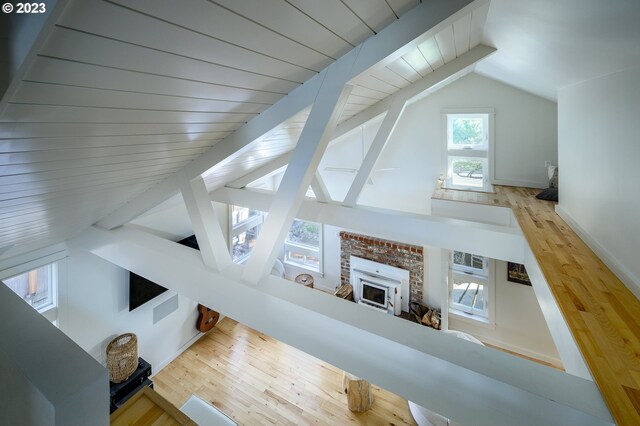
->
[
  {"left": 154, "top": 314, "right": 226, "bottom": 373},
  {"left": 555, "top": 205, "right": 640, "bottom": 299},
  {"left": 474, "top": 334, "right": 562, "bottom": 368},
  {"left": 492, "top": 179, "right": 547, "bottom": 189}
]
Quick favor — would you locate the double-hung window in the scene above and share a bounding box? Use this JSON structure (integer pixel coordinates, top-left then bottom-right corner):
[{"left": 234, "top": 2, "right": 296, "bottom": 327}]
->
[
  {"left": 3, "top": 262, "right": 59, "bottom": 323},
  {"left": 449, "top": 250, "right": 494, "bottom": 325},
  {"left": 229, "top": 205, "right": 265, "bottom": 264},
  {"left": 444, "top": 111, "right": 493, "bottom": 192},
  {"left": 283, "top": 219, "right": 322, "bottom": 273}
]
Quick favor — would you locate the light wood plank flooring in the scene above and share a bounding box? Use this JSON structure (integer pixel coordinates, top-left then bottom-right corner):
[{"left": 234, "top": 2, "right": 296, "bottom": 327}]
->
[
  {"left": 433, "top": 185, "right": 640, "bottom": 425},
  {"left": 153, "top": 317, "right": 417, "bottom": 426}
]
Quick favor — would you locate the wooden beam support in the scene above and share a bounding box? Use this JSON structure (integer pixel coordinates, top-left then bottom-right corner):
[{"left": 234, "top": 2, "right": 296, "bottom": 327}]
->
[
  {"left": 333, "top": 44, "right": 496, "bottom": 144},
  {"left": 180, "top": 176, "right": 231, "bottom": 271},
  {"left": 226, "top": 153, "right": 292, "bottom": 189},
  {"left": 343, "top": 97, "right": 406, "bottom": 207},
  {"left": 70, "top": 225, "right": 613, "bottom": 426},
  {"left": 212, "top": 187, "right": 526, "bottom": 264},
  {"left": 242, "top": 60, "right": 356, "bottom": 284},
  {"left": 95, "top": 0, "right": 486, "bottom": 230},
  {"left": 310, "top": 172, "right": 331, "bottom": 203}
]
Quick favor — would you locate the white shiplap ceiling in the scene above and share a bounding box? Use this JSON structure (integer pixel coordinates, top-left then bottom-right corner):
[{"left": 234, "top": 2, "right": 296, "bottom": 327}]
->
[{"left": 0, "top": 0, "right": 421, "bottom": 256}]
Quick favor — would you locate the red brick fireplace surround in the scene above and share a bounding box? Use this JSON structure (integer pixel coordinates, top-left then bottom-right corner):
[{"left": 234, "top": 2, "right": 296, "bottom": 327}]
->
[{"left": 339, "top": 231, "right": 424, "bottom": 307}]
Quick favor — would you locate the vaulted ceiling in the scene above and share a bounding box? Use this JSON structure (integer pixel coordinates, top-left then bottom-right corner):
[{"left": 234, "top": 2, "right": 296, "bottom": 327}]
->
[
  {"left": 0, "top": 0, "right": 423, "bottom": 256},
  {"left": 1, "top": 0, "right": 639, "bottom": 259}
]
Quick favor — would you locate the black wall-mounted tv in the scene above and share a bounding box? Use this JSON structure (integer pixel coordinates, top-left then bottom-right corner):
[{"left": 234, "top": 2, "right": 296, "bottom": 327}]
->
[{"left": 128, "top": 235, "right": 199, "bottom": 311}]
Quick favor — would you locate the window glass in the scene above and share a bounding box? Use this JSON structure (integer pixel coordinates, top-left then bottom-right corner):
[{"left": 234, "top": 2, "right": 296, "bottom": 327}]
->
[
  {"left": 230, "top": 205, "right": 265, "bottom": 264},
  {"left": 231, "top": 206, "right": 261, "bottom": 227},
  {"left": 449, "top": 251, "right": 492, "bottom": 323},
  {"left": 453, "top": 251, "right": 485, "bottom": 273},
  {"left": 450, "top": 158, "right": 485, "bottom": 188},
  {"left": 3, "top": 263, "right": 56, "bottom": 312},
  {"left": 284, "top": 219, "right": 322, "bottom": 273},
  {"left": 450, "top": 116, "right": 485, "bottom": 147},
  {"left": 445, "top": 112, "right": 491, "bottom": 191},
  {"left": 232, "top": 226, "right": 260, "bottom": 264},
  {"left": 286, "top": 219, "right": 320, "bottom": 247},
  {"left": 451, "top": 279, "right": 486, "bottom": 314}
]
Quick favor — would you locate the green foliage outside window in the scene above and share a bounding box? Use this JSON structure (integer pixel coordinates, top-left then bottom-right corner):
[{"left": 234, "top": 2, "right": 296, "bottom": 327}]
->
[
  {"left": 287, "top": 219, "right": 320, "bottom": 247},
  {"left": 452, "top": 159, "right": 483, "bottom": 179},
  {"left": 452, "top": 118, "right": 483, "bottom": 146}
]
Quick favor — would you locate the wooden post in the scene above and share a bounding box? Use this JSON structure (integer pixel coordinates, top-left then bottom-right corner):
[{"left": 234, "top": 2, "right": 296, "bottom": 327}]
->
[{"left": 343, "top": 372, "right": 373, "bottom": 412}]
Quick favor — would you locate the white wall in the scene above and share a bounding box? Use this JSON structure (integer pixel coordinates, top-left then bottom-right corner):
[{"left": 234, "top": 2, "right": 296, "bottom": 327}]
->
[
  {"left": 288, "top": 217, "right": 560, "bottom": 365},
  {"left": 448, "top": 260, "right": 562, "bottom": 366},
  {"left": 319, "top": 72, "right": 558, "bottom": 214},
  {"left": 557, "top": 65, "right": 640, "bottom": 297},
  {"left": 282, "top": 224, "right": 342, "bottom": 292},
  {"left": 58, "top": 194, "right": 230, "bottom": 372},
  {"left": 0, "top": 281, "right": 107, "bottom": 426}
]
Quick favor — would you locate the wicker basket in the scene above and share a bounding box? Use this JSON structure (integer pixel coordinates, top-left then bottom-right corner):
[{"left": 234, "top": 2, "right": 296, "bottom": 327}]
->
[{"left": 106, "top": 333, "right": 138, "bottom": 383}]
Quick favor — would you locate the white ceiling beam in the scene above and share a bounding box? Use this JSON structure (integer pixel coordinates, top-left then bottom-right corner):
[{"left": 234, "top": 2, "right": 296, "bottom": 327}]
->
[
  {"left": 333, "top": 43, "right": 497, "bottom": 143},
  {"left": 226, "top": 152, "right": 292, "bottom": 189},
  {"left": 242, "top": 58, "right": 356, "bottom": 284},
  {"left": 95, "top": 0, "right": 486, "bottom": 230},
  {"left": 212, "top": 187, "right": 526, "bottom": 264},
  {"left": 310, "top": 172, "right": 331, "bottom": 203},
  {"left": 70, "top": 225, "right": 612, "bottom": 426},
  {"left": 343, "top": 97, "right": 407, "bottom": 207},
  {"left": 180, "top": 176, "right": 231, "bottom": 271}
]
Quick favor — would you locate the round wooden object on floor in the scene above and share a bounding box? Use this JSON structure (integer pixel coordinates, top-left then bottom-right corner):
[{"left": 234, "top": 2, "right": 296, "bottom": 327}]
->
[
  {"left": 343, "top": 372, "right": 373, "bottom": 412},
  {"left": 294, "top": 273, "right": 314, "bottom": 289}
]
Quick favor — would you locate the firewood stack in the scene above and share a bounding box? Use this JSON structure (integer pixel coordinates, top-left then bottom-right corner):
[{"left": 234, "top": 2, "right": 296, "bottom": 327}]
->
[
  {"left": 421, "top": 308, "right": 441, "bottom": 330},
  {"left": 410, "top": 302, "right": 441, "bottom": 330}
]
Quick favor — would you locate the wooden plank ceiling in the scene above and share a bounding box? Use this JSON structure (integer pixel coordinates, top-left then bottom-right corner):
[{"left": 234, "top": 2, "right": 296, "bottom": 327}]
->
[
  {"left": 0, "top": 0, "right": 422, "bottom": 256},
  {"left": 233, "top": 3, "right": 491, "bottom": 192}
]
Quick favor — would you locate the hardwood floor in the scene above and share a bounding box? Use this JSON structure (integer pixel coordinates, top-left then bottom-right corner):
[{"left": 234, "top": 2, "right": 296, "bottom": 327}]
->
[
  {"left": 153, "top": 317, "right": 417, "bottom": 426},
  {"left": 433, "top": 185, "right": 640, "bottom": 425}
]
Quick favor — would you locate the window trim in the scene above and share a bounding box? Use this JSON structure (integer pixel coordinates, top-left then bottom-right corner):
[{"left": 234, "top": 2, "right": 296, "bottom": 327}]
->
[
  {"left": 229, "top": 205, "right": 265, "bottom": 265},
  {"left": 283, "top": 219, "right": 323, "bottom": 274},
  {"left": 442, "top": 108, "right": 495, "bottom": 192},
  {"left": 448, "top": 252, "right": 495, "bottom": 327},
  {"left": 2, "top": 260, "right": 60, "bottom": 322}
]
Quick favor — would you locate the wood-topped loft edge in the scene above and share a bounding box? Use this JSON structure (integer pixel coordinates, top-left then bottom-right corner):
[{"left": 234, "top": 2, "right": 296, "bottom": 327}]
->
[
  {"left": 110, "top": 386, "right": 197, "bottom": 426},
  {"left": 433, "top": 185, "right": 640, "bottom": 426}
]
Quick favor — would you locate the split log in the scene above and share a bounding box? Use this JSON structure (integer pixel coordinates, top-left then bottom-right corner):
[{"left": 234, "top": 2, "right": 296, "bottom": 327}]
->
[
  {"left": 342, "top": 372, "right": 373, "bottom": 412},
  {"left": 334, "top": 284, "right": 354, "bottom": 301}
]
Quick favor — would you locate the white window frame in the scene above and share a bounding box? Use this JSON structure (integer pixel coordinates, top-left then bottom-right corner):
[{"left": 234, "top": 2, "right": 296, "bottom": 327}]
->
[
  {"left": 229, "top": 205, "right": 265, "bottom": 264},
  {"left": 442, "top": 109, "right": 494, "bottom": 192},
  {"left": 283, "top": 219, "right": 323, "bottom": 274},
  {"left": 0, "top": 250, "right": 66, "bottom": 324},
  {"left": 448, "top": 251, "right": 495, "bottom": 327}
]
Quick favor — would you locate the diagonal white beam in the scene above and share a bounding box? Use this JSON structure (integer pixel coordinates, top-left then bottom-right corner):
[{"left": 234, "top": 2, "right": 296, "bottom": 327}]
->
[
  {"left": 343, "top": 97, "right": 407, "bottom": 207},
  {"left": 333, "top": 44, "right": 496, "bottom": 144},
  {"left": 180, "top": 176, "right": 231, "bottom": 271},
  {"left": 213, "top": 187, "right": 526, "bottom": 264},
  {"left": 226, "top": 152, "right": 292, "bottom": 189},
  {"left": 95, "top": 0, "right": 486, "bottom": 230},
  {"left": 213, "top": 186, "right": 593, "bottom": 379},
  {"left": 242, "top": 60, "right": 356, "bottom": 284},
  {"left": 310, "top": 172, "right": 331, "bottom": 203},
  {"left": 70, "top": 225, "right": 613, "bottom": 426}
]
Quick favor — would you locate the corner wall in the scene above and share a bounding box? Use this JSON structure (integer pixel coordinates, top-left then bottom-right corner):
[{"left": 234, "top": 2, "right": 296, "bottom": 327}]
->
[
  {"left": 58, "top": 195, "right": 227, "bottom": 372},
  {"left": 449, "top": 260, "right": 561, "bottom": 366},
  {"left": 0, "top": 281, "right": 107, "bottom": 426},
  {"left": 557, "top": 65, "right": 640, "bottom": 297},
  {"left": 319, "top": 72, "right": 558, "bottom": 214}
]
